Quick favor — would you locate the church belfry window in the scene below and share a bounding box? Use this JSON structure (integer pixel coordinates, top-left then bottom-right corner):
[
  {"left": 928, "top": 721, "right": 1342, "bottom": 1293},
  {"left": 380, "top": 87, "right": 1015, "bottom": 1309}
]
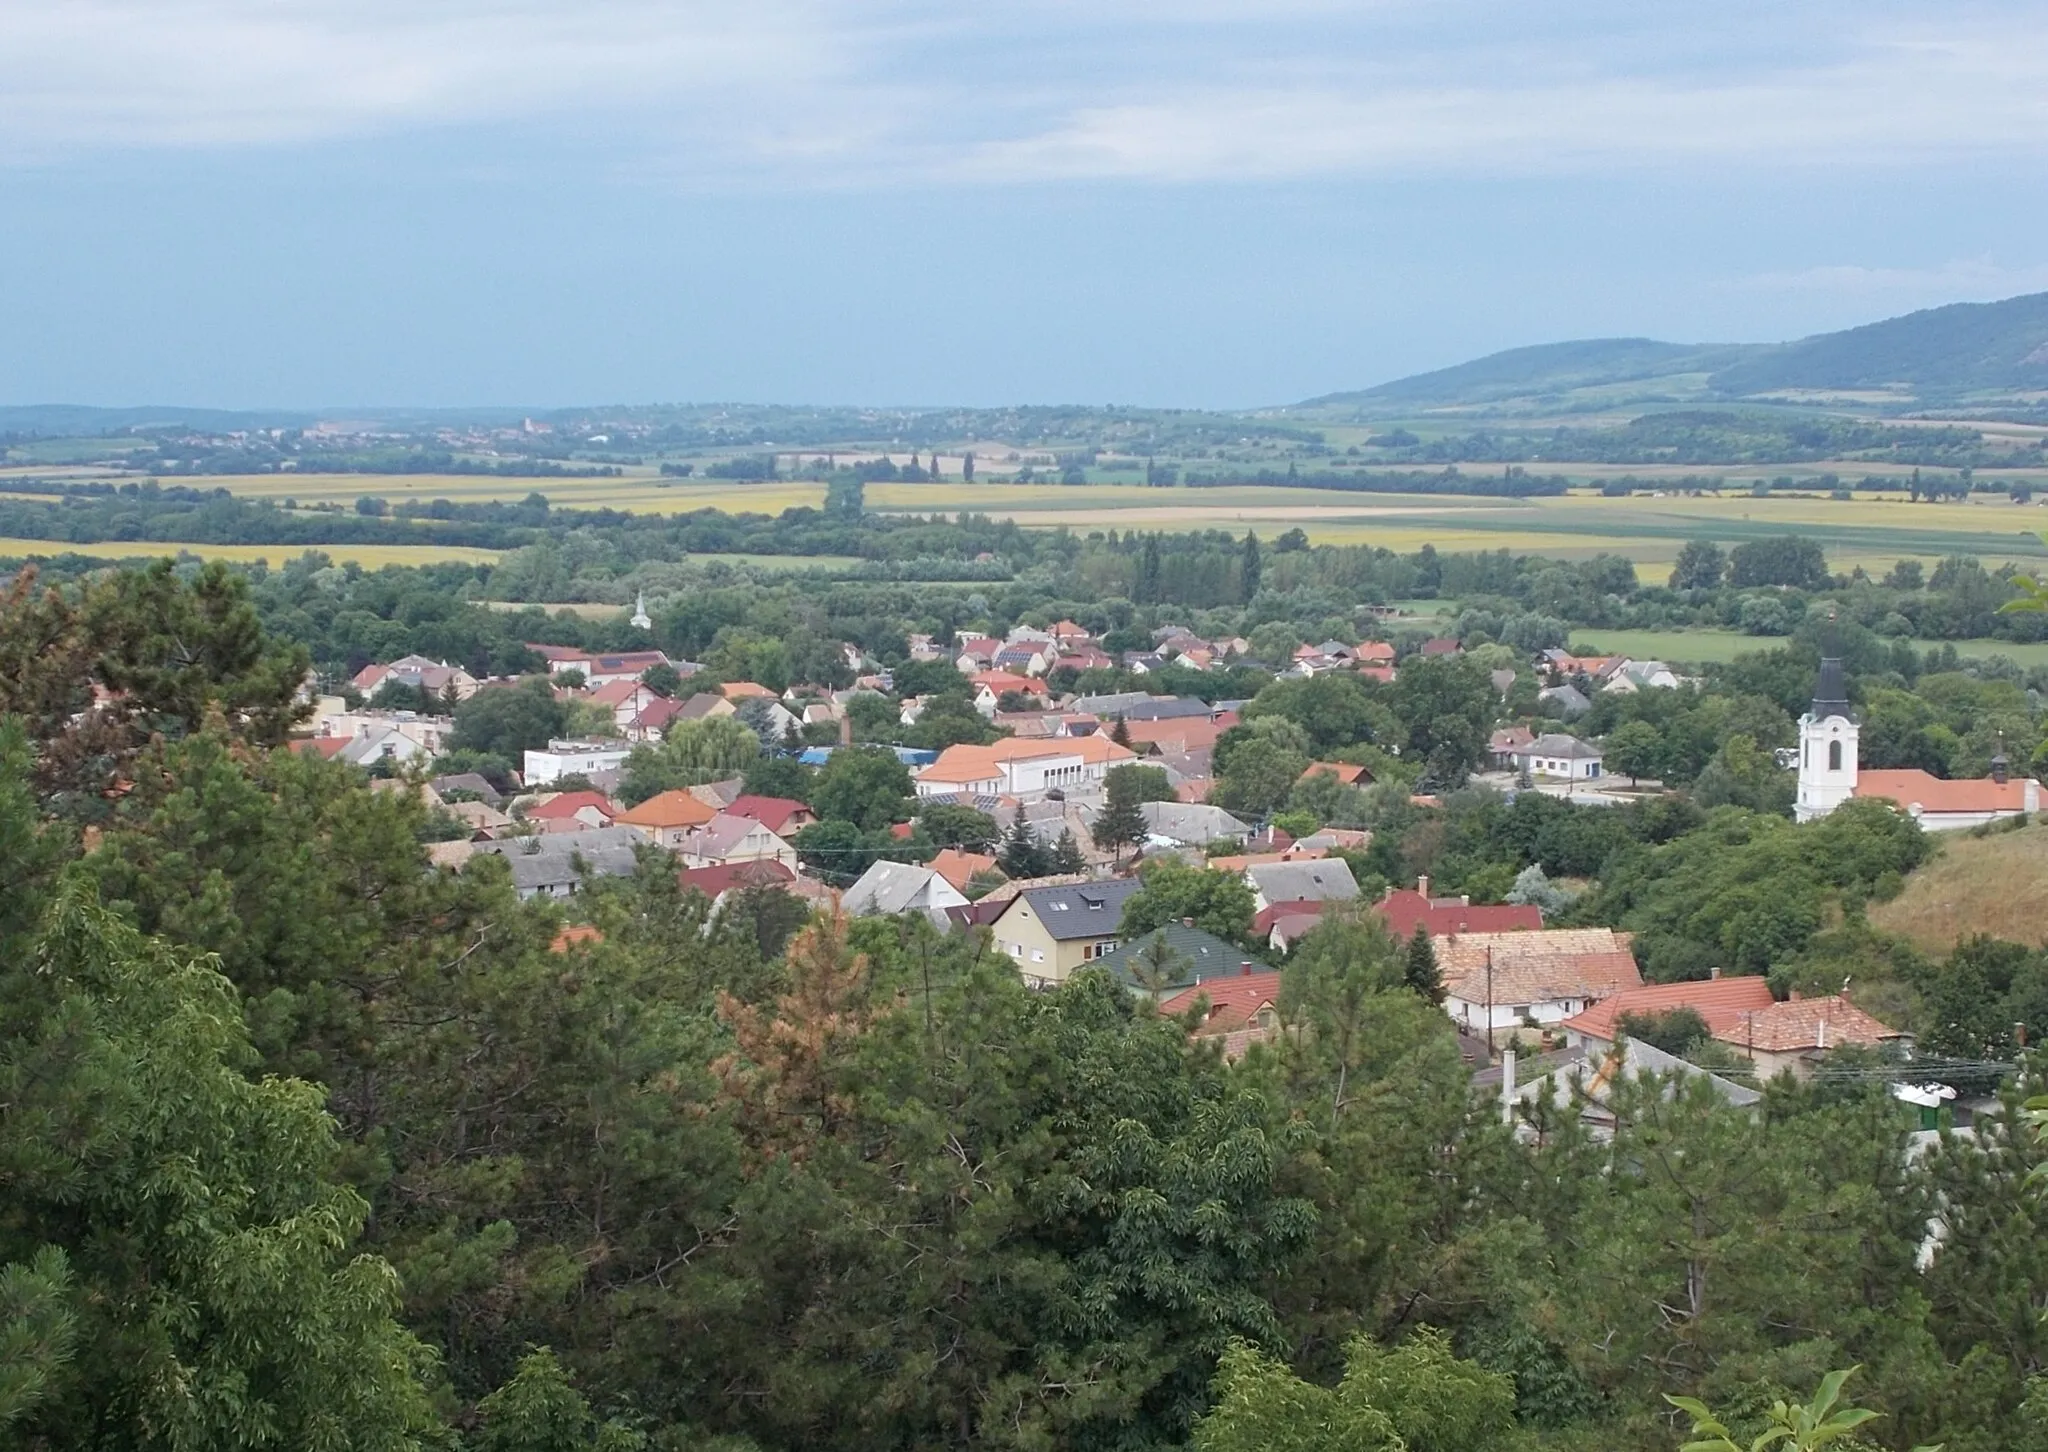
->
[{"left": 1828, "top": 740, "right": 1842, "bottom": 772}]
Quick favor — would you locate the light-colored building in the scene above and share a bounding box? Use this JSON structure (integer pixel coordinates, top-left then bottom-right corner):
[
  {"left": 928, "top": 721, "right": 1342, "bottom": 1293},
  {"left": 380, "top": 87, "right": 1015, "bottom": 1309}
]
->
[
  {"left": 1796, "top": 656, "right": 2040, "bottom": 830},
  {"left": 1438, "top": 928, "right": 1642, "bottom": 1037},
  {"left": 613, "top": 789, "right": 719, "bottom": 846},
  {"left": 1242, "top": 858, "right": 1359, "bottom": 913},
  {"left": 524, "top": 738, "right": 633, "bottom": 786},
  {"left": 469, "top": 827, "right": 646, "bottom": 900},
  {"left": 915, "top": 735, "right": 1135, "bottom": 800},
  {"left": 1504, "top": 733, "right": 1605, "bottom": 782},
  {"left": 841, "top": 860, "right": 969, "bottom": 927},
  {"left": 988, "top": 879, "right": 1145, "bottom": 989},
  {"left": 674, "top": 813, "right": 798, "bottom": 871}
]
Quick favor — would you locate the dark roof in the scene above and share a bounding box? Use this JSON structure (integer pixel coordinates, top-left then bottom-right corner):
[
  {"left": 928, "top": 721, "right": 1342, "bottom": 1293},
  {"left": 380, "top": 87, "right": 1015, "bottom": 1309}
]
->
[
  {"left": 1091, "top": 923, "right": 1267, "bottom": 992},
  {"left": 1811, "top": 656, "right": 1851, "bottom": 721},
  {"left": 1014, "top": 878, "right": 1144, "bottom": 939}
]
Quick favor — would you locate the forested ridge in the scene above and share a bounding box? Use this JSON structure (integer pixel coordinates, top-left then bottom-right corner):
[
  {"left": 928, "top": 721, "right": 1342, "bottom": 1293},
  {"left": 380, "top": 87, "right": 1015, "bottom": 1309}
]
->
[{"left": 5, "top": 560, "right": 2048, "bottom": 1450}]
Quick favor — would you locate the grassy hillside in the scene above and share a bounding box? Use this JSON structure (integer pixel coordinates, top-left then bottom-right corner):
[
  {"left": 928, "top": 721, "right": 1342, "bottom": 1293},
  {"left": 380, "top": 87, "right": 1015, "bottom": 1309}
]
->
[
  {"left": 1710, "top": 292, "right": 2048, "bottom": 399},
  {"left": 1300, "top": 338, "right": 1759, "bottom": 413},
  {"left": 1868, "top": 818, "right": 2048, "bottom": 953}
]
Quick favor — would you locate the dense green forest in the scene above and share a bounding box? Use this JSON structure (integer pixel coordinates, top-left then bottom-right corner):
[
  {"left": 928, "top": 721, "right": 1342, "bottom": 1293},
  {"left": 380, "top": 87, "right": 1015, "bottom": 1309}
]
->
[{"left": 5, "top": 551, "right": 2048, "bottom": 1449}]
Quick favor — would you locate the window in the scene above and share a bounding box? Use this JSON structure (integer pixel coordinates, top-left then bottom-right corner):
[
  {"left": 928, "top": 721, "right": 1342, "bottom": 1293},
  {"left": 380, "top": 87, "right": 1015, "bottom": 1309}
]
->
[
  {"left": 1828, "top": 740, "right": 1842, "bottom": 772},
  {"left": 1030, "top": 949, "right": 1044, "bottom": 963}
]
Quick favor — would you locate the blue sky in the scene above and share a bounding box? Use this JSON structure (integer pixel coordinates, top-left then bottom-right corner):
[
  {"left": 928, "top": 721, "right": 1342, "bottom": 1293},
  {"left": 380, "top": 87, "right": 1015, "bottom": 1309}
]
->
[{"left": 4, "top": 0, "right": 2047, "bottom": 409}]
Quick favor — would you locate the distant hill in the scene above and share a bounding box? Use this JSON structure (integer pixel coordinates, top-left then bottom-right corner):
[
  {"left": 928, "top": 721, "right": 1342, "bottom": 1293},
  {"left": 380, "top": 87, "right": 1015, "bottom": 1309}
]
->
[
  {"left": 1709, "top": 292, "right": 2048, "bottom": 398},
  {"left": 1308, "top": 291, "right": 2048, "bottom": 417},
  {"left": 1300, "top": 339, "right": 1760, "bottom": 412}
]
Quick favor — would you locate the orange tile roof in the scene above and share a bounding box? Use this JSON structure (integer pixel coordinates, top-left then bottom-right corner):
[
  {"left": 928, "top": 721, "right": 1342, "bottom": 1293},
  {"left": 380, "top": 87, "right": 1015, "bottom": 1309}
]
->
[
  {"left": 1853, "top": 769, "right": 2032, "bottom": 815},
  {"left": 549, "top": 924, "right": 605, "bottom": 953},
  {"left": 1561, "top": 976, "right": 1776, "bottom": 1042},
  {"left": 1436, "top": 929, "right": 1641, "bottom": 1008},
  {"left": 1300, "top": 761, "right": 1371, "bottom": 786},
  {"left": 614, "top": 788, "right": 718, "bottom": 829},
  {"left": 719, "top": 681, "right": 777, "bottom": 700},
  {"left": 918, "top": 734, "right": 1135, "bottom": 784},
  {"left": 929, "top": 847, "right": 999, "bottom": 892},
  {"left": 1160, "top": 969, "right": 1285, "bottom": 1021},
  {"left": 1207, "top": 848, "right": 1328, "bottom": 873},
  {"left": 1716, "top": 995, "right": 1904, "bottom": 1054}
]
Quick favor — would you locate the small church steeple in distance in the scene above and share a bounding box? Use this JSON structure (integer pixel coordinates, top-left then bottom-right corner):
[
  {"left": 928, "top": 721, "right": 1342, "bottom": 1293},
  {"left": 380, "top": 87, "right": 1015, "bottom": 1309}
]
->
[{"left": 629, "top": 589, "right": 651, "bottom": 632}]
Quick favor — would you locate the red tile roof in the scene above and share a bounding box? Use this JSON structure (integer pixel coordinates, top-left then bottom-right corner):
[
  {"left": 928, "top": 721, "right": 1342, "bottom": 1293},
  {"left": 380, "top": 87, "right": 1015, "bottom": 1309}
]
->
[
  {"left": 1160, "top": 969, "right": 1285, "bottom": 1022},
  {"left": 1372, "top": 889, "right": 1542, "bottom": 940},
  {"left": 725, "top": 794, "right": 812, "bottom": 835},
  {"left": 679, "top": 859, "right": 798, "bottom": 897},
  {"left": 1436, "top": 929, "right": 1641, "bottom": 1008},
  {"left": 614, "top": 789, "right": 716, "bottom": 829},
  {"left": 295, "top": 735, "right": 353, "bottom": 759},
  {"left": 549, "top": 924, "right": 605, "bottom": 953},
  {"left": 1852, "top": 769, "right": 2032, "bottom": 816},
  {"left": 527, "top": 790, "right": 618, "bottom": 821},
  {"left": 1716, "top": 994, "right": 1905, "bottom": 1054},
  {"left": 1561, "top": 975, "right": 1776, "bottom": 1043},
  {"left": 929, "top": 847, "right": 1000, "bottom": 892}
]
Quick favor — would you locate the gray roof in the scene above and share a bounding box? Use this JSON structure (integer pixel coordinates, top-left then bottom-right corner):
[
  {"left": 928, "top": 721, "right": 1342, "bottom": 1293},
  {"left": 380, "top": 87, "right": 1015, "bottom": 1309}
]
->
[
  {"left": 471, "top": 827, "right": 648, "bottom": 892},
  {"left": 1512, "top": 732, "right": 1604, "bottom": 760},
  {"left": 1091, "top": 923, "right": 1267, "bottom": 993},
  {"left": 1016, "top": 878, "right": 1145, "bottom": 939},
  {"left": 1245, "top": 858, "right": 1360, "bottom": 904},
  {"left": 1071, "top": 692, "right": 1212, "bottom": 721},
  {"left": 430, "top": 772, "right": 504, "bottom": 807},
  {"left": 1514, "top": 1038, "right": 1760, "bottom": 1110},
  {"left": 1538, "top": 684, "right": 1592, "bottom": 716},
  {"left": 1140, "top": 801, "right": 1250, "bottom": 845},
  {"left": 842, "top": 860, "right": 962, "bottom": 920}
]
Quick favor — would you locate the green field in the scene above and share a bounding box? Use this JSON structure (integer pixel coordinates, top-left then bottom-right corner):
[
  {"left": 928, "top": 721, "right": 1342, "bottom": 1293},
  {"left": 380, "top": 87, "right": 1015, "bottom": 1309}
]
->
[
  {"left": 0, "top": 537, "right": 501, "bottom": 568},
  {"left": 11, "top": 470, "right": 2048, "bottom": 585},
  {"left": 1567, "top": 627, "right": 2048, "bottom": 668}
]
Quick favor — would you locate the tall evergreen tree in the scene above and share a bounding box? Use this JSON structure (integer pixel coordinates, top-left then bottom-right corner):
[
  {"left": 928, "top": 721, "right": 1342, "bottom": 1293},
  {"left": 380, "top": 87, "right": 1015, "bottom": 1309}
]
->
[
  {"left": 1240, "top": 530, "right": 1263, "bottom": 603},
  {"left": 1000, "top": 804, "right": 1047, "bottom": 879},
  {"left": 1404, "top": 922, "right": 1443, "bottom": 1003},
  {"left": 1051, "top": 827, "right": 1087, "bottom": 875},
  {"left": 1092, "top": 765, "right": 1148, "bottom": 863}
]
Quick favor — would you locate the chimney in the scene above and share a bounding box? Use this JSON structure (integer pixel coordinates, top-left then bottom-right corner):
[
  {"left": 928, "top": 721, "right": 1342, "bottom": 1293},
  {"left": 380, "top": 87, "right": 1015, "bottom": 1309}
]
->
[
  {"left": 1500, "top": 1048, "right": 1518, "bottom": 1123},
  {"left": 1417, "top": 874, "right": 1430, "bottom": 899},
  {"left": 1709, "top": 965, "right": 1721, "bottom": 980},
  {"left": 839, "top": 713, "right": 852, "bottom": 747},
  {"left": 1816, "top": 1016, "right": 1828, "bottom": 1050},
  {"left": 1240, "top": 961, "right": 1254, "bottom": 976},
  {"left": 1182, "top": 917, "right": 1194, "bottom": 928}
]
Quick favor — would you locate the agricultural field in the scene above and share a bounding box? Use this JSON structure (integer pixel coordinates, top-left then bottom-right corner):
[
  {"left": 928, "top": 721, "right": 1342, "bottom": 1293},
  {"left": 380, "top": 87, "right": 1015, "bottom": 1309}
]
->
[
  {"left": 1564, "top": 627, "right": 2048, "bottom": 669},
  {"left": 15, "top": 469, "right": 2048, "bottom": 584},
  {"left": 0, "top": 537, "right": 501, "bottom": 568}
]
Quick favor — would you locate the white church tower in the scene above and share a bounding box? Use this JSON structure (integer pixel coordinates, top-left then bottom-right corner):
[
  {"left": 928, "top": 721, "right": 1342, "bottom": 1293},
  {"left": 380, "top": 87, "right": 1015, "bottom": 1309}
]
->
[
  {"left": 1794, "top": 655, "right": 1858, "bottom": 822},
  {"left": 629, "top": 589, "right": 651, "bottom": 631}
]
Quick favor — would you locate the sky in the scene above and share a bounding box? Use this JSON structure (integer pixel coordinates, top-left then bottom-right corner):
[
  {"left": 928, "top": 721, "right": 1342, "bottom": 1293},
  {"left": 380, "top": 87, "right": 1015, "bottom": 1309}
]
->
[{"left": 4, "top": 0, "right": 2048, "bottom": 410}]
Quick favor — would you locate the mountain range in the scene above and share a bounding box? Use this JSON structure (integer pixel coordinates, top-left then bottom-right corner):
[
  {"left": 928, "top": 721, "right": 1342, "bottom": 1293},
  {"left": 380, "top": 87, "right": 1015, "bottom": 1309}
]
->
[{"left": 1297, "top": 291, "right": 2048, "bottom": 419}]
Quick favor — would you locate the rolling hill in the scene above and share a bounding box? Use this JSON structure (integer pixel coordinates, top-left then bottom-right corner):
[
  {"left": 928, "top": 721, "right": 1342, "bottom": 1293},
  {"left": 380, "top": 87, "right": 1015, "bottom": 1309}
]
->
[{"left": 1307, "top": 291, "right": 2048, "bottom": 418}]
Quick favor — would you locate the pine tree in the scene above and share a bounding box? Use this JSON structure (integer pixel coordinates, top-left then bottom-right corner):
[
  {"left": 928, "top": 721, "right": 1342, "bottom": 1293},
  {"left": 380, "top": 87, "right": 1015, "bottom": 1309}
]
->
[
  {"left": 1092, "top": 766, "right": 1147, "bottom": 863},
  {"left": 1000, "top": 804, "right": 1047, "bottom": 880},
  {"left": 1111, "top": 714, "right": 1133, "bottom": 748},
  {"left": 1051, "top": 828, "right": 1087, "bottom": 875},
  {"left": 1403, "top": 922, "right": 1443, "bottom": 1003},
  {"left": 1240, "top": 530, "right": 1262, "bottom": 603}
]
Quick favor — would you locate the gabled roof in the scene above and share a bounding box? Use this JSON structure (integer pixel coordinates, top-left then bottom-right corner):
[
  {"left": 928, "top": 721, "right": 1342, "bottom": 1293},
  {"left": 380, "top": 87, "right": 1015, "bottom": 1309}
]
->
[
  {"left": 1092, "top": 923, "right": 1265, "bottom": 991},
  {"left": 1300, "top": 761, "right": 1372, "bottom": 786},
  {"left": 719, "top": 680, "right": 777, "bottom": 700},
  {"left": 1159, "top": 967, "right": 1285, "bottom": 1020},
  {"left": 614, "top": 789, "right": 718, "bottom": 830},
  {"left": 843, "top": 860, "right": 963, "bottom": 917},
  {"left": 679, "top": 859, "right": 798, "bottom": 898},
  {"left": 1508, "top": 732, "right": 1603, "bottom": 760},
  {"left": 588, "top": 678, "right": 652, "bottom": 706},
  {"left": 681, "top": 813, "right": 782, "bottom": 859},
  {"left": 1717, "top": 995, "right": 1905, "bottom": 1054},
  {"left": 527, "top": 790, "right": 618, "bottom": 821},
  {"left": 1010, "top": 878, "right": 1145, "bottom": 939},
  {"left": 676, "top": 692, "right": 735, "bottom": 720},
  {"left": 1515, "top": 1038, "right": 1761, "bottom": 1112},
  {"left": 1243, "top": 858, "right": 1359, "bottom": 904},
  {"left": 1852, "top": 769, "right": 2033, "bottom": 816},
  {"left": 631, "top": 696, "right": 688, "bottom": 731},
  {"left": 1561, "top": 975, "right": 1776, "bottom": 1043},
  {"left": 1139, "top": 800, "right": 1250, "bottom": 844},
  {"left": 928, "top": 847, "right": 999, "bottom": 892},
  {"left": 1437, "top": 928, "right": 1641, "bottom": 1008},
  {"left": 1372, "top": 889, "right": 1542, "bottom": 940},
  {"left": 296, "top": 735, "right": 354, "bottom": 759},
  {"left": 725, "top": 794, "right": 811, "bottom": 835}
]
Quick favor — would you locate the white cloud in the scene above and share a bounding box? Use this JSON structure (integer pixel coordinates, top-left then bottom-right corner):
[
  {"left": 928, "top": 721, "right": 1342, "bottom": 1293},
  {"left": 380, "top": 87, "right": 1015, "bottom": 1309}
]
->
[{"left": 3, "top": 1, "right": 2047, "bottom": 184}]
